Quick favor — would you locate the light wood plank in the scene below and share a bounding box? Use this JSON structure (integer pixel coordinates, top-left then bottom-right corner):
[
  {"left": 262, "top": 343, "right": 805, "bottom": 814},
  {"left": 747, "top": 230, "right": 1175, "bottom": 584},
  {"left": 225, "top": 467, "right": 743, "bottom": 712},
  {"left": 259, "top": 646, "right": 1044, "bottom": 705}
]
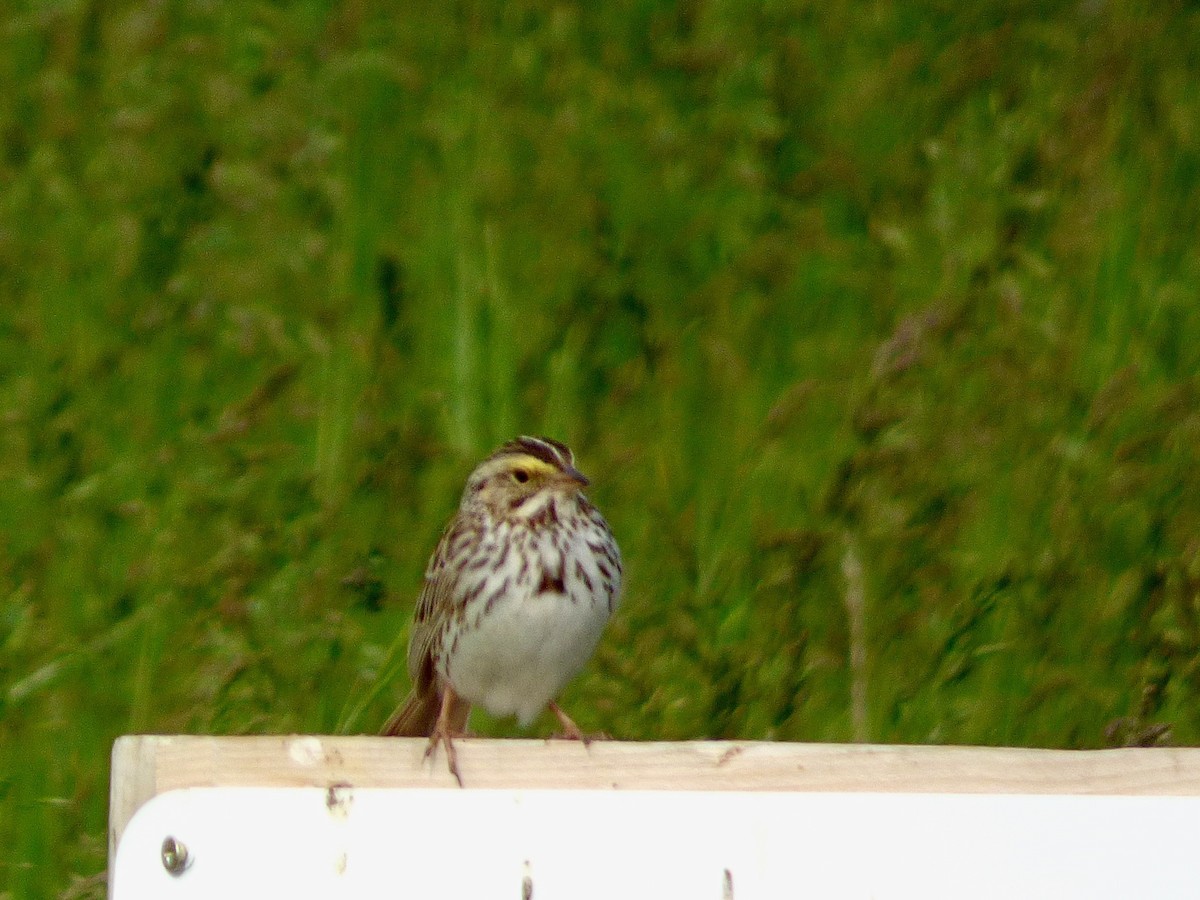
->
[{"left": 108, "top": 736, "right": 1200, "bottom": 869}]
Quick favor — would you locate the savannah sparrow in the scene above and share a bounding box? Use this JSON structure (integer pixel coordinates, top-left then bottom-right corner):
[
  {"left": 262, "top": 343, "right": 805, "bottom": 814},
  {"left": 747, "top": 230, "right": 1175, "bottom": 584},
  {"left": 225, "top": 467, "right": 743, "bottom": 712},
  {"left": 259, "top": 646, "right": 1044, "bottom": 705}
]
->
[{"left": 381, "top": 436, "right": 622, "bottom": 784}]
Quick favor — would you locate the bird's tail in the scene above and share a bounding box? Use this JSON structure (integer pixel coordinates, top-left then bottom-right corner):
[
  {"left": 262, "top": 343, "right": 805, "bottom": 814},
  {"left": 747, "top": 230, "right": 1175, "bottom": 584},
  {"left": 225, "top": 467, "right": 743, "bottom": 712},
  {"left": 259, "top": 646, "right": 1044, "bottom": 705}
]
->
[{"left": 380, "top": 689, "right": 440, "bottom": 737}]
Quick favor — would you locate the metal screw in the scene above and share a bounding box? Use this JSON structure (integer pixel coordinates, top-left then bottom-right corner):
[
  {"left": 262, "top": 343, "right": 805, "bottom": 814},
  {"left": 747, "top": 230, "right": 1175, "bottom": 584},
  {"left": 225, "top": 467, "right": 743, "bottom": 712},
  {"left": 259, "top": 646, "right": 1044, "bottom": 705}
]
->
[
  {"left": 161, "top": 836, "right": 190, "bottom": 875},
  {"left": 522, "top": 859, "right": 533, "bottom": 899}
]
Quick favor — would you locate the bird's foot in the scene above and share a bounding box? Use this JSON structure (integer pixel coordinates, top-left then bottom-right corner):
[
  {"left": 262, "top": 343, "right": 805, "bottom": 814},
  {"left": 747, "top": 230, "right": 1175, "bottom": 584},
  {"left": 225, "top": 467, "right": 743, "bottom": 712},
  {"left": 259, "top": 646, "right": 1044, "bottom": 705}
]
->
[
  {"left": 547, "top": 701, "right": 608, "bottom": 746},
  {"left": 424, "top": 724, "right": 463, "bottom": 787},
  {"left": 426, "top": 685, "right": 471, "bottom": 786}
]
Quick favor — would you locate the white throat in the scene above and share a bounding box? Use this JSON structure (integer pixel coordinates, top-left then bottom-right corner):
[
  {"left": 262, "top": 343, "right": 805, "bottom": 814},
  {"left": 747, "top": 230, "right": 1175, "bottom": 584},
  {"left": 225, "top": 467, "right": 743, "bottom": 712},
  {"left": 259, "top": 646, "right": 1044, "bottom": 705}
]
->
[{"left": 513, "top": 491, "right": 556, "bottom": 520}]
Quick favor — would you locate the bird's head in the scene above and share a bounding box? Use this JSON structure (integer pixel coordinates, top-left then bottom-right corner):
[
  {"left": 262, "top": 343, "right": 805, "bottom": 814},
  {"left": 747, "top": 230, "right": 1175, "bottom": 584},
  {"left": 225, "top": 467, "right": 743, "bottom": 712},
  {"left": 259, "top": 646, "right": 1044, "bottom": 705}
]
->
[{"left": 462, "top": 436, "right": 590, "bottom": 519}]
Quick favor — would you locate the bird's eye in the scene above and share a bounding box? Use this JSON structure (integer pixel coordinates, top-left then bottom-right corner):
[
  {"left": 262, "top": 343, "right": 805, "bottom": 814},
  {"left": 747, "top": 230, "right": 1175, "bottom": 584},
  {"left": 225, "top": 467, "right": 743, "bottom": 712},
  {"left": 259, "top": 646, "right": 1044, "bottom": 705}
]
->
[{"left": 512, "top": 469, "right": 529, "bottom": 483}]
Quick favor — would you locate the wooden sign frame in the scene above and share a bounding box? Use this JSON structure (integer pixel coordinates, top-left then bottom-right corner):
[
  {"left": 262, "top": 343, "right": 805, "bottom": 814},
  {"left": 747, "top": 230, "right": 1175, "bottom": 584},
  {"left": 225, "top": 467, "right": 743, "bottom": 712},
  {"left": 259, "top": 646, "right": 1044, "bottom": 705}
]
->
[{"left": 110, "top": 734, "right": 1200, "bottom": 866}]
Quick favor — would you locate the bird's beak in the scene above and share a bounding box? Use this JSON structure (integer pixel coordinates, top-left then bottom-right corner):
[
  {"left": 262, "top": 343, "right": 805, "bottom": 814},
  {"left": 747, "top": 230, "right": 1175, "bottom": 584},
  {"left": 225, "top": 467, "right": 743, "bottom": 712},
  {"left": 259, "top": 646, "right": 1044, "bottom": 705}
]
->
[{"left": 561, "top": 465, "right": 590, "bottom": 488}]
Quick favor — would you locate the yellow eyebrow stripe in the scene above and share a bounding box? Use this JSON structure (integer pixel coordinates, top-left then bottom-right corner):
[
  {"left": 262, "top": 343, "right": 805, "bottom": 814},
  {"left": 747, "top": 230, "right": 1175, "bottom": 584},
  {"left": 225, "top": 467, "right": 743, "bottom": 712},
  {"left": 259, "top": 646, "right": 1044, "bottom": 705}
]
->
[{"left": 506, "top": 455, "right": 559, "bottom": 476}]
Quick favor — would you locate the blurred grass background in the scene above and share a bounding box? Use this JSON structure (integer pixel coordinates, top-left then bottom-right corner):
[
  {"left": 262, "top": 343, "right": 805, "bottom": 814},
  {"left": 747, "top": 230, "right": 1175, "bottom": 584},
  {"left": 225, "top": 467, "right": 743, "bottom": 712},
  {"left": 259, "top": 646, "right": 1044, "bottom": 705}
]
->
[{"left": 2, "top": 0, "right": 1200, "bottom": 895}]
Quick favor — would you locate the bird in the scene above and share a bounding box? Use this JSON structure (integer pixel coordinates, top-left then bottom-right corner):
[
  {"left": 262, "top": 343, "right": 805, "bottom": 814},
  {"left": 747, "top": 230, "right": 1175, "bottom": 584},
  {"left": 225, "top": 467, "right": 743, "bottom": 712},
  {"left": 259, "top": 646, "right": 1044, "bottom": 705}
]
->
[{"left": 381, "top": 436, "right": 622, "bottom": 784}]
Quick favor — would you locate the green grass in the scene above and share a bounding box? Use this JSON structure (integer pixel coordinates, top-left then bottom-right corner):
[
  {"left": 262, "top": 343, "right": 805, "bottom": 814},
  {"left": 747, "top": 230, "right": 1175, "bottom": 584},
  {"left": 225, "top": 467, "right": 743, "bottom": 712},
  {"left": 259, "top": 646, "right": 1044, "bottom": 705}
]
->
[{"left": 3, "top": 1, "right": 1200, "bottom": 895}]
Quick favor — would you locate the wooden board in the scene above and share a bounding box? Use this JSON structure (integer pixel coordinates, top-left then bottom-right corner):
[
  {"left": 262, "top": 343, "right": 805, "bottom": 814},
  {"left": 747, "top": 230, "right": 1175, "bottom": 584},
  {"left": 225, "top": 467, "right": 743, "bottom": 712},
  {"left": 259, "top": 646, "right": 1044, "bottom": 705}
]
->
[{"left": 109, "top": 734, "right": 1200, "bottom": 865}]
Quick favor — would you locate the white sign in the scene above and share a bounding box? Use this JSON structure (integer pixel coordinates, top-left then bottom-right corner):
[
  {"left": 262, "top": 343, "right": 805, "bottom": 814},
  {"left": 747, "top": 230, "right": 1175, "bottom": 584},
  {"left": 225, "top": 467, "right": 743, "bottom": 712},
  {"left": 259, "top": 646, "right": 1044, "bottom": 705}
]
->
[{"left": 112, "top": 787, "right": 1200, "bottom": 898}]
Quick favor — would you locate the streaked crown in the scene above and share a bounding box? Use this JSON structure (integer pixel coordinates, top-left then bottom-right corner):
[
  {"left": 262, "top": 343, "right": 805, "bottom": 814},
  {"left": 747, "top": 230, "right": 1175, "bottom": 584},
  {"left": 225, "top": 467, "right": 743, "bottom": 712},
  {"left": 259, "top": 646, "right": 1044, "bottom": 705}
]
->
[{"left": 493, "top": 436, "right": 578, "bottom": 473}]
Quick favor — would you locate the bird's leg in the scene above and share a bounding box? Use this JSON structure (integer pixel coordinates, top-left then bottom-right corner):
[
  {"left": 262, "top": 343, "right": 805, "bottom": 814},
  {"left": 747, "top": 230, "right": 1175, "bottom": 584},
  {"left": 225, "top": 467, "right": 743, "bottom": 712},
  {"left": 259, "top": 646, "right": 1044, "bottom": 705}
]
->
[
  {"left": 426, "top": 684, "right": 471, "bottom": 786},
  {"left": 548, "top": 701, "right": 594, "bottom": 746}
]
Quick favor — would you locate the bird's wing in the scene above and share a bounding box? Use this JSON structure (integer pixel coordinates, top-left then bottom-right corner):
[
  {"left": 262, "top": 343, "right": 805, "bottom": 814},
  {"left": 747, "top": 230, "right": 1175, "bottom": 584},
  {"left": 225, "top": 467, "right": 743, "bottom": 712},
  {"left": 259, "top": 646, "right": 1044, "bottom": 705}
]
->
[{"left": 405, "top": 518, "right": 469, "bottom": 694}]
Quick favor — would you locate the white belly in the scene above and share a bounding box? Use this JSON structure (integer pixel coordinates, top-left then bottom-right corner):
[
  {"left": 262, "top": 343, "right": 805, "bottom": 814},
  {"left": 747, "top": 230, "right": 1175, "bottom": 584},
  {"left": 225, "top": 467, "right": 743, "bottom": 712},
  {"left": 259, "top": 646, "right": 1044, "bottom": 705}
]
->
[{"left": 443, "top": 582, "right": 611, "bottom": 726}]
